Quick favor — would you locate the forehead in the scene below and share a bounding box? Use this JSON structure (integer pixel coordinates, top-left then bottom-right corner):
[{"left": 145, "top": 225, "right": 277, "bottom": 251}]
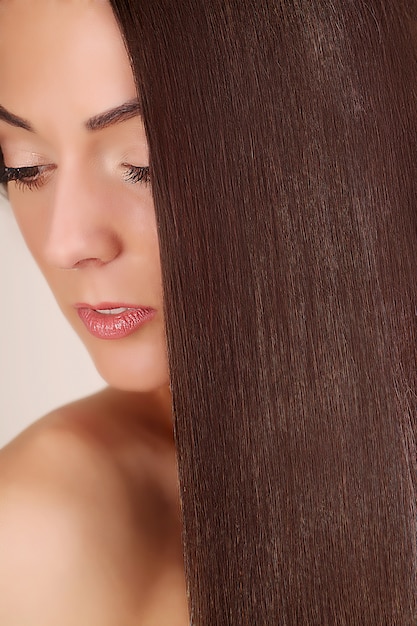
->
[
  {"left": 0, "top": 0, "right": 117, "bottom": 49},
  {"left": 0, "top": 0, "right": 135, "bottom": 128}
]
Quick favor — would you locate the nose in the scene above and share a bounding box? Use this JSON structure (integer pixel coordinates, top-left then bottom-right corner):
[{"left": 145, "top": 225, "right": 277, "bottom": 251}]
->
[{"left": 44, "top": 168, "right": 122, "bottom": 270}]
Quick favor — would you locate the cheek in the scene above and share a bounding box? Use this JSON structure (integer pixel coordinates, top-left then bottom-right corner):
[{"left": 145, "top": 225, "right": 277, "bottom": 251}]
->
[
  {"left": 123, "top": 195, "right": 163, "bottom": 270},
  {"left": 8, "top": 190, "right": 49, "bottom": 264}
]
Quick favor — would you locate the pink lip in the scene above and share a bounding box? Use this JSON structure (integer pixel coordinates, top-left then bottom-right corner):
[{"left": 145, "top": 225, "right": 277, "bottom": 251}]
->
[{"left": 76, "top": 303, "right": 156, "bottom": 340}]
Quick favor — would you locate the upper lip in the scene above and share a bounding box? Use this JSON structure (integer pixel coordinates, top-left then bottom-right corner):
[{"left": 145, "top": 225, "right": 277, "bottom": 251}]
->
[{"left": 75, "top": 302, "right": 153, "bottom": 311}]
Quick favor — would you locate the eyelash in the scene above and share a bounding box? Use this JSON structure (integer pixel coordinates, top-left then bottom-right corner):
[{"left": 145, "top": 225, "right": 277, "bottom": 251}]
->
[
  {"left": 122, "top": 164, "right": 151, "bottom": 185},
  {"left": 0, "top": 164, "right": 151, "bottom": 191},
  {"left": 0, "top": 165, "right": 51, "bottom": 191}
]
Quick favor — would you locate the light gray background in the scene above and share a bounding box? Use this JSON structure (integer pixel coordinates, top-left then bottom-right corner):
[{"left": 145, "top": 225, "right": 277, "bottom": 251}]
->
[{"left": 0, "top": 193, "right": 104, "bottom": 447}]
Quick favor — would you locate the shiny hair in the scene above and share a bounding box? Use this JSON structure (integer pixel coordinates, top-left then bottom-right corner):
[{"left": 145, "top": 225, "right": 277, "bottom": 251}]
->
[{"left": 112, "top": 1, "right": 417, "bottom": 623}]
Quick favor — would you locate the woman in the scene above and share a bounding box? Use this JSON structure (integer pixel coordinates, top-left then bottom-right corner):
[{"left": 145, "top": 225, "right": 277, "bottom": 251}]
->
[
  {"left": 0, "top": 1, "right": 187, "bottom": 624},
  {"left": 1, "top": 0, "right": 417, "bottom": 624}
]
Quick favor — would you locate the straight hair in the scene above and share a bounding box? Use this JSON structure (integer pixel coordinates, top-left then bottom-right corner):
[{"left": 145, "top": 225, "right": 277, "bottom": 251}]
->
[{"left": 111, "top": 1, "right": 417, "bottom": 623}]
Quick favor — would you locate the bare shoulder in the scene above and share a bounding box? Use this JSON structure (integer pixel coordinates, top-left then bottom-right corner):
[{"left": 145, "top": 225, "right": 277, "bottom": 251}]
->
[
  {"left": 0, "top": 385, "right": 179, "bottom": 499},
  {"left": 0, "top": 388, "right": 187, "bottom": 625},
  {"left": 0, "top": 387, "right": 177, "bottom": 517}
]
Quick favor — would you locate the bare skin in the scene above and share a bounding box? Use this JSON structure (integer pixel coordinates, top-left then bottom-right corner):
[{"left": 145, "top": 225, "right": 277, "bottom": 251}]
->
[
  {"left": 0, "top": 389, "right": 188, "bottom": 625},
  {"left": 0, "top": 0, "right": 188, "bottom": 622}
]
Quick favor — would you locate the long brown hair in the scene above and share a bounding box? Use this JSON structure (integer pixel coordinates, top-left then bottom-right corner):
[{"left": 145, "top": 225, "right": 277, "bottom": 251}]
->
[{"left": 111, "top": 1, "right": 417, "bottom": 623}]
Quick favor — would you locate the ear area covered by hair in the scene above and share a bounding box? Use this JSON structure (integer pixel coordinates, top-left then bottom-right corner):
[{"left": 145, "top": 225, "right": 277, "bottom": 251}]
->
[{"left": 111, "top": 1, "right": 417, "bottom": 624}]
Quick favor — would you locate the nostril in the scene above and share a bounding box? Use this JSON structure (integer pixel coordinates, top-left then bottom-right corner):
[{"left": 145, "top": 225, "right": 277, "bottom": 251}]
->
[
  {"left": 72, "top": 257, "right": 107, "bottom": 270},
  {"left": 45, "top": 228, "right": 122, "bottom": 270}
]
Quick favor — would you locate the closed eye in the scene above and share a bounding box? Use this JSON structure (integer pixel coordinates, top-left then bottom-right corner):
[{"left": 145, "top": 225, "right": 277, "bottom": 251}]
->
[
  {"left": 122, "top": 164, "right": 150, "bottom": 185},
  {"left": 0, "top": 163, "right": 150, "bottom": 191},
  {"left": 0, "top": 164, "right": 55, "bottom": 191}
]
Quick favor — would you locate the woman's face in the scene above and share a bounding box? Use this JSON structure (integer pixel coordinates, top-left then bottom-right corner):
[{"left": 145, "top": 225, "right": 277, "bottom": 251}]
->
[{"left": 0, "top": 0, "right": 169, "bottom": 392}]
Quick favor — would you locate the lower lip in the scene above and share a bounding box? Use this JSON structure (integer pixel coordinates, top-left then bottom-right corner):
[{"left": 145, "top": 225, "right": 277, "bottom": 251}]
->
[{"left": 77, "top": 306, "right": 156, "bottom": 340}]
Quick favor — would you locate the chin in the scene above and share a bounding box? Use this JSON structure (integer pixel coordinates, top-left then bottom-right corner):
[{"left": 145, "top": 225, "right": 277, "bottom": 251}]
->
[
  {"left": 95, "top": 363, "right": 170, "bottom": 393},
  {"left": 83, "top": 332, "right": 170, "bottom": 393}
]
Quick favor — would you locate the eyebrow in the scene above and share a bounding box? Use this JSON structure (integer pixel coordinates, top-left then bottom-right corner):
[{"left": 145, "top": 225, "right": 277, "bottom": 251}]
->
[
  {"left": 0, "top": 105, "right": 32, "bottom": 131},
  {"left": 85, "top": 99, "right": 142, "bottom": 131},
  {"left": 0, "top": 99, "right": 142, "bottom": 133}
]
